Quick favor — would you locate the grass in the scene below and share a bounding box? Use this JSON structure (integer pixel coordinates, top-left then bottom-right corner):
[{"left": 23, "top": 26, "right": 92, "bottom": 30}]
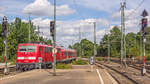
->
[
  {"left": 72, "top": 59, "right": 88, "bottom": 65},
  {"left": 10, "top": 59, "right": 16, "bottom": 65},
  {"left": 0, "top": 55, "right": 5, "bottom": 63},
  {"left": 96, "top": 57, "right": 104, "bottom": 61},
  {"left": 56, "top": 63, "right": 72, "bottom": 69},
  {"left": 0, "top": 55, "right": 16, "bottom": 65}
]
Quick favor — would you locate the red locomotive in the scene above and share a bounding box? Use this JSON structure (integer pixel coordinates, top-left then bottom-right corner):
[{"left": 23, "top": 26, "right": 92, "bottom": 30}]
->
[{"left": 16, "top": 43, "right": 76, "bottom": 71}]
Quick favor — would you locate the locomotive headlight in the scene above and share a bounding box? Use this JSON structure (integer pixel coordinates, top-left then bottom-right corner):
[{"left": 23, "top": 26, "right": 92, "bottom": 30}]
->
[
  {"left": 18, "top": 57, "right": 24, "bottom": 60},
  {"left": 28, "top": 57, "right": 36, "bottom": 60}
]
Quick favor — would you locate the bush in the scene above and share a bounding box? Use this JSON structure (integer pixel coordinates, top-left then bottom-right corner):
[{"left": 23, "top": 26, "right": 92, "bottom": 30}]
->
[
  {"left": 146, "top": 56, "right": 150, "bottom": 61},
  {"left": 82, "top": 56, "right": 89, "bottom": 58},
  {"left": 97, "top": 57, "right": 104, "bottom": 61},
  {"left": 10, "top": 57, "right": 16, "bottom": 65},
  {"left": 56, "top": 63, "right": 72, "bottom": 69},
  {"left": 0, "top": 54, "right": 16, "bottom": 64},
  {"left": 72, "top": 59, "right": 88, "bottom": 65},
  {"left": 0, "top": 55, "right": 4, "bottom": 63}
]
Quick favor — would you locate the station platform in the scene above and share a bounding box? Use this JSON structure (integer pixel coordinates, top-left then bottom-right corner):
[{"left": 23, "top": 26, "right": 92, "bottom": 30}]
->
[{"left": 1, "top": 65, "right": 118, "bottom": 84}]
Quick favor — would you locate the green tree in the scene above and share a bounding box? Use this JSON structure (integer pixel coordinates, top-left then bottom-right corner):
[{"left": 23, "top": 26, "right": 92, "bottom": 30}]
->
[
  {"left": 81, "top": 39, "right": 94, "bottom": 56},
  {"left": 0, "top": 17, "right": 51, "bottom": 62}
]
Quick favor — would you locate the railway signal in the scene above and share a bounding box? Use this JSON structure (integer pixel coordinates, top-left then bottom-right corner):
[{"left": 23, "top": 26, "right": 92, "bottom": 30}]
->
[
  {"left": 2, "top": 16, "right": 8, "bottom": 74},
  {"left": 141, "top": 9, "right": 148, "bottom": 76},
  {"left": 2, "top": 16, "right": 8, "bottom": 38},
  {"left": 141, "top": 18, "right": 148, "bottom": 35},
  {"left": 50, "top": 21, "right": 54, "bottom": 37},
  {"left": 52, "top": 0, "right": 57, "bottom": 76}
]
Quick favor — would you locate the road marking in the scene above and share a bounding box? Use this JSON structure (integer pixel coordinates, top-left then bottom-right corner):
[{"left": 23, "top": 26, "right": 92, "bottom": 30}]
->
[
  {"left": 96, "top": 69, "right": 104, "bottom": 84},
  {"left": 0, "top": 75, "right": 16, "bottom": 81}
]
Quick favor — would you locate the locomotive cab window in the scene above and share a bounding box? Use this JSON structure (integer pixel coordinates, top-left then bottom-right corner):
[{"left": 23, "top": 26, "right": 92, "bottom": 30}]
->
[{"left": 19, "top": 46, "right": 36, "bottom": 52}]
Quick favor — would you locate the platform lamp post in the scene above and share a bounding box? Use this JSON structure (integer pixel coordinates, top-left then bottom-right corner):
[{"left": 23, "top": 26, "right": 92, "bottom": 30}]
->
[
  {"left": 141, "top": 9, "right": 148, "bottom": 76},
  {"left": 50, "top": 0, "right": 57, "bottom": 76},
  {"left": 93, "top": 22, "right": 97, "bottom": 60},
  {"left": 88, "top": 21, "right": 96, "bottom": 62},
  {"left": 2, "top": 16, "right": 8, "bottom": 74}
]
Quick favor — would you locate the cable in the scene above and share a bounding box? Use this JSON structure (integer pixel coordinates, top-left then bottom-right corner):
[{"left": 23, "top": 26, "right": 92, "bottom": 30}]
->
[{"left": 126, "top": 0, "right": 145, "bottom": 18}]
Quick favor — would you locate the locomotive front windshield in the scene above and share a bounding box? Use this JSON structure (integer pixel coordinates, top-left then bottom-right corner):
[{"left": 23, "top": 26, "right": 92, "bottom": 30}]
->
[{"left": 19, "top": 46, "right": 36, "bottom": 52}]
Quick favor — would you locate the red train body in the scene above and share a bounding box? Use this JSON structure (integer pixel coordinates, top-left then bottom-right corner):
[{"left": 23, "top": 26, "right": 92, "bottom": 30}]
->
[{"left": 16, "top": 43, "right": 76, "bottom": 70}]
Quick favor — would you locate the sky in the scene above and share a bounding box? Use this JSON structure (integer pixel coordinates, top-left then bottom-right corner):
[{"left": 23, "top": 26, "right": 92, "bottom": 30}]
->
[{"left": 0, "top": 0, "right": 150, "bottom": 47}]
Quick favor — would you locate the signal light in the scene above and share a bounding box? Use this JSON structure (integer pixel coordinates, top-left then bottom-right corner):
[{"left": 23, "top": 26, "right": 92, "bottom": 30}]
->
[
  {"left": 2, "top": 16, "right": 8, "bottom": 38},
  {"left": 50, "top": 21, "right": 54, "bottom": 37},
  {"left": 141, "top": 18, "right": 147, "bottom": 35},
  {"left": 142, "top": 18, "right": 147, "bottom": 28}
]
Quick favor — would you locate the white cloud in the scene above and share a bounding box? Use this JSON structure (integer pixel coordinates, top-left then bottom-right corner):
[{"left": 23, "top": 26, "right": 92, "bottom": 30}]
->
[
  {"left": 10, "top": 18, "right": 28, "bottom": 23},
  {"left": 22, "top": 19, "right": 28, "bottom": 23},
  {"left": 32, "top": 17, "right": 51, "bottom": 28},
  {"left": 23, "top": 0, "right": 75, "bottom": 16},
  {"left": 70, "top": 0, "right": 120, "bottom": 12},
  {"left": 30, "top": 17, "right": 109, "bottom": 46},
  {"left": 0, "top": 13, "right": 4, "bottom": 17},
  {"left": 70, "top": 0, "right": 148, "bottom": 13},
  {"left": 97, "top": 29, "right": 105, "bottom": 37},
  {"left": 111, "top": 9, "right": 139, "bottom": 19},
  {"left": 110, "top": 8, "right": 143, "bottom": 33}
]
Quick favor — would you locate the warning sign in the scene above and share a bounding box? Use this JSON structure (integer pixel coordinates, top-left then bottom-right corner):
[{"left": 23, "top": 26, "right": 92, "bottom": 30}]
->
[{"left": 52, "top": 48, "right": 57, "bottom": 54}]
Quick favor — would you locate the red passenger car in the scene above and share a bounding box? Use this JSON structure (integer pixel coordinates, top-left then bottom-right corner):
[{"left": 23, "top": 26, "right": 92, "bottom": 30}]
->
[{"left": 16, "top": 43, "right": 76, "bottom": 71}]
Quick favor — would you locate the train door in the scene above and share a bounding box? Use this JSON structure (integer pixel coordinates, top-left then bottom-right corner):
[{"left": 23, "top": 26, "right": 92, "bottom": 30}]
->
[
  {"left": 56, "top": 48, "right": 61, "bottom": 61},
  {"left": 39, "top": 46, "right": 44, "bottom": 63}
]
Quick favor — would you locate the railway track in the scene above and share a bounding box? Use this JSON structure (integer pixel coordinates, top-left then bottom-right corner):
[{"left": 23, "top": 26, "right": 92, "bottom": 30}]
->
[
  {"left": 95, "top": 61, "right": 139, "bottom": 84},
  {"left": 0, "top": 66, "right": 16, "bottom": 76},
  {"left": 109, "top": 58, "right": 150, "bottom": 74},
  {"left": 96, "top": 59, "right": 150, "bottom": 84}
]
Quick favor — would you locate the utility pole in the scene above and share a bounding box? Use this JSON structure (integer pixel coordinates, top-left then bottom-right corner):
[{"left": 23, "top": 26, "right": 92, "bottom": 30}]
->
[
  {"left": 53, "top": 0, "right": 56, "bottom": 76},
  {"left": 79, "top": 27, "right": 81, "bottom": 58},
  {"left": 72, "top": 39, "right": 74, "bottom": 49},
  {"left": 88, "top": 22, "right": 96, "bottom": 61},
  {"left": 120, "top": 2, "right": 127, "bottom": 67},
  {"left": 37, "top": 25, "right": 40, "bottom": 42},
  {"left": 107, "top": 34, "right": 110, "bottom": 63},
  {"left": 2, "top": 16, "right": 8, "bottom": 74},
  {"left": 140, "top": 32, "right": 143, "bottom": 61},
  {"left": 28, "top": 14, "right": 31, "bottom": 43},
  {"left": 141, "top": 9, "right": 148, "bottom": 76},
  {"left": 94, "top": 22, "right": 96, "bottom": 60}
]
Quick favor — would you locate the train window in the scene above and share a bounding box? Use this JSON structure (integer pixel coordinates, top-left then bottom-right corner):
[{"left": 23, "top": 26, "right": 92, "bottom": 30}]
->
[
  {"left": 63, "top": 52, "right": 67, "bottom": 57},
  {"left": 40, "top": 47, "right": 42, "bottom": 52},
  {"left": 44, "top": 47, "right": 46, "bottom": 52},
  {"left": 63, "top": 52, "right": 65, "bottom": 56},
  {"left": 46, "top": 47, "right": 48, "bottom": 52},
  {"left": 47, "top": 47, "right": 49, "bottom": 52},
  {"left": 44, "top": 47, "right": 47, "bottom": 53},
  {"left": 68, "top": 52, "right": 70, "bottom": 56},
  {"left": 47, "top": 47, "right": 52, "bottom": 52},
  {"left": 44, "top": 47, "right": 52, "bottom": 53},
  {"left": 57, "top": 48, "right": 60, "bottom": 53},
  {"left": 19, "top": 48, "right": 26, "bottom": 52},
  {"left": 71, "top": 52, "right": 74, "bottom": 56},
  {"left": 19, "top": 46, "right": 36, "bottom": 52}
]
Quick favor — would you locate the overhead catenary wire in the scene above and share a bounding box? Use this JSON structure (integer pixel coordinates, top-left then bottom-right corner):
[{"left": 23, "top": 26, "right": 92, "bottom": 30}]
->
[{"left": 126, "top": 0, "right": 145, "bottom": 18}]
